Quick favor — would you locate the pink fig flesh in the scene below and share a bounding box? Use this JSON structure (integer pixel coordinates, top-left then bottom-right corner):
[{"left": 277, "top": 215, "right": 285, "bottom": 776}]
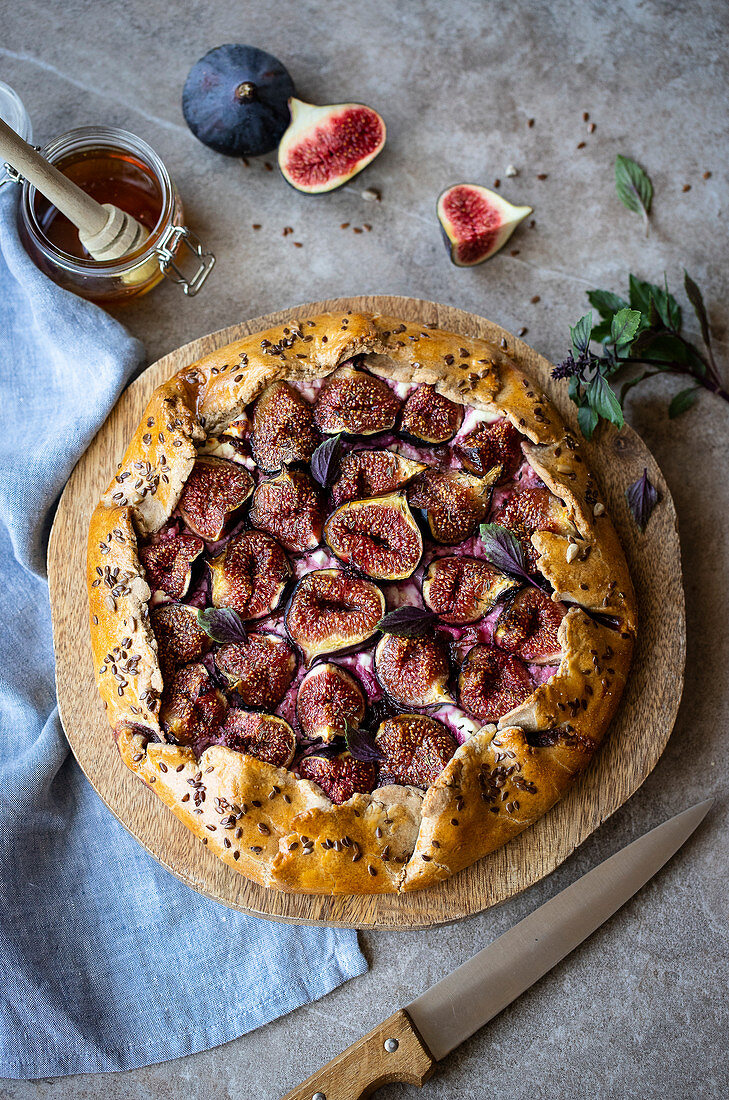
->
[
  {"left": 493, "top": 587, "right": 565, "bottom": 664},
  {"left": 209, "top": 529, "right": 291, "bottom": 620},
  {"left": 458, "top": 644, "right": 534, "bottom": 723},
  {"left": 249, "top": 468, "right": 325, "bottom": 553},
  {"left": 330, "top": 449, "right": 428, "bottom": 508},
  {"left": 178, "top": 457, "right": 253, "bottom": 541},
  {"left": 140, "top": 533, "right": 203, "bottom": 599},
  {"left": 220, "top": 710, "right": 296, "bottom": 768},
  {"left": 324, "top": 491, "right": 422, "bottom": 580},
  {"left": 278, "top": 99, "right": 386, "bottom": 194},
  {"left": 437, "top": 184, "right": 532, "bottom": 267},
  {"left": 285, "top": 568, "right": 385, "bottom": 666},
  {"left": 375, "top": 713, "right": 457, "bottom": 789},
  {"left": 374, "top": 632, "right": 453, "bottom": 708},
  {"left": 215, "top": 633, "right": 297, "bottom": 709},
  {"left": 296, "top": 663, "right": 366, "bottom": 742},
  {"left": 422, "top": 555, "right": 519, "bottom": 624},
  {"left": 399, "top": 385, "right": 464, "bottom": 445},
  {"left": 298, "top": 751, "right": 377, "bottom": 804}
]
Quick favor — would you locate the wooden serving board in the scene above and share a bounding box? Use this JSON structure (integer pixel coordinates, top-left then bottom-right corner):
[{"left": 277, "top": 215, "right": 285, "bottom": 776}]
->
[{"left": 48, "top": 296, "right": 685, "bottom": 929}]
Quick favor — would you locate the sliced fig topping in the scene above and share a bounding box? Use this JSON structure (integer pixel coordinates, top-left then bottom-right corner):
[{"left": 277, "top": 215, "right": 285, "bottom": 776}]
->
[
  {"left": 250, "top": 381, "right": 319, "bottom": 472},
  {"left": 330, "top": 450, "right": 428, "bottom": 508},
  {"left": 160, "top": 663, "right": 227, "bottom": 745},
  {"left": 314, "top": 364, "right": 401, "bottom": 437},
  {"left": 249, "top": 468, "right": 325, "bottom": 553},
  {"left": 140, "top": 534, "right": 203, "bottom": 599},
  {"left": 422, "top": 556, "right": 519, "bottom": 624},
  {"left": 278, "top": 99, "right": 386, "bottom": 194},
  {"left": 220, "top": 710, "right": 296, "bottom": 768},
  {"left": 298, "top": 751, "right": 377, "bottom": 804},
  {"left": 215, "top": 633, "right": 297, "bottom": 709},
  {"left": 398, "top": 385, "right": 464, "bottom": 445},
  {"left": 437, "top": 184, "right": 532, "bottom": 267},
  {"left": 209, "top": 529, "right": 291, "bottom": 620},
  {"left": 374, "top": 633, "right": 453, "bottom": 708},
  {"left": 296, "top": 663, "right": 366, "bottom": 742},
  {"left": 458, "top": 644, "right": 534, "bottom": 723},
  {"left": 286, "top": 568, "right": 385, "bottom": 666},
  {"left": 324, "top": 492, "right": 422, "bottom": 580},
  {"left": 455, "top": 418, "right": 523, "bottom": 480},
  {"left": 178, "top": 457, "right": 253, "bottom": 541},
  {"left": 493, "top": 587, "right": 565, "bottom": 664},
  {"left": 375, "top": 713, "right": 457, "bottom": 789},
  {"left": 491, "top": 486, "right": 575, "bottom": 570},
  {"left": 407, "top": 467, "right": 500, "bottom": 545},
  {"left": 151, "top": 604, "right": 211, "bottom": 682}
]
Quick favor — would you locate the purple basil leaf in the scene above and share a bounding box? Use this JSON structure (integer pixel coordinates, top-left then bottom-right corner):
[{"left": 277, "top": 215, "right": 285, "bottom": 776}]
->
[
  {"left": 376, "top": 605, "right": 439, "bottom": 637},
  {"left": 478, "top": 524, "right": 548, "bottom": 592},
  {"left": 625, "top": 468, "right": 659, "bottom": 532},
  {"left": 311, "top": 433, "right": 343, "bottom": 487},
  {"left": 196, "top": 606, "right": 248, "bottom": 645},
  {"left": 345, "top": 724, "right": 383, "bottom": 763}
]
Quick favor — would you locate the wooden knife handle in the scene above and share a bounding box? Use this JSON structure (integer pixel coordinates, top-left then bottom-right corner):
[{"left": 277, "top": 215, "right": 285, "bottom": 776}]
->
[{"left": 280, "top": 1009, "right": 436, "bottom": 1100}]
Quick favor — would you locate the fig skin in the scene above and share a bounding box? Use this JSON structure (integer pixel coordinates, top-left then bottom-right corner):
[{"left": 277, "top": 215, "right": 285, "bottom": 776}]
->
[
  {"left": 220, "top": 710, "right": 296, "bottom": 768},
  {"left": 160, "top": 663, "right": 227, "bottom": 745},
  {"left": 491, "top": 486, "right": 576, "bottom": 571},
  {"left": 278, "top": 99, "right": 386, "bottom": 194},
  {"left": 458, "top": 644, "right": 534, "bottom": 723},
  {"left": 249, "top": 468, "right": 325, "bottom": 553},
  {"left": 178, "top": 456, "right": 253, "bottom": 541},
  {"left": 437, "top": 184, "right": 532, "bottom": 267},
  {"left": 493, "top": 587, "right": 565, "bottom": 664},
  {"left": 374, "top": 633, "right": 454, "bottom": 708},
  {"left": 375, "top": 713, "right": 457, "bottom": 789},
  {"left": 296, "top": 663, "right": 366, "bottom": 742},
  {"left": 209, "top": 529, "right": 291, "bottom": 620},
  {"left": 330, "top": 450, "right": 428, "bottom": 508},
  {"left": 286, "top": 568, "right": 385, "bottom": 667},
  {"left": 215, "top": 633, "right": 297, "bottom": 709},
  {"left": 455, "top": 418, "right": 523, "bottom": 480},
  {"left": 140, "top": 533, "right": 203, "bottom": 599},
  {"left": 298, "top": 751, "right": 377, "bottom": 804},
  {"left": 151, "top": 604, "right": 212, "bottom": 683},
  {"left": 324, "top": 491, "right": 423, "bottom": 581},
  {"left": 314, "top": 364, "right": 401, "bottom": 437},
  {"left": 422, "top": 556, "right": 519, "bottom": 625},
  {"left": 398, "top": 385, "right": 464, "bottom": 445},
  {"left": 407, "top": 467, "right": 500, "bottom": 545},
  {"left": 250, "top": 381, "right": 319, "bottom": 473}
]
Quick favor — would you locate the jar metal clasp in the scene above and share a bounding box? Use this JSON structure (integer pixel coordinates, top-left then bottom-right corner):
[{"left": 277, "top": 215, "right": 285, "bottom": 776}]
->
[{"left": 154, "top": 223, "right": 215, "bottom": 297}]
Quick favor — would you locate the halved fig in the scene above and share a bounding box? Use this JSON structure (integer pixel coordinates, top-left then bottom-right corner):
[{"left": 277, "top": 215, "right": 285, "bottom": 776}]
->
[
  {"left": 398, "top": 385, "right": 464, "bottom": 445},
  {"left": 330, "top": 450, "right": 428, "bottom": 508},
  {"left": 458, "top": 644, "right": 534, "bottom": 723},
  {"left": 160, "top": 663, "right": 227, "bottom": 745},
  {"left": 374, "top": 633, "right": 453, "bottom": 708},
  {"left": 249, "top": 468, "right": 324, "bottom": 553},
  {"left": 209, "top": 529, "right": 291, "bottom": 620},
  {"left": 298, "top": 751, "right": 377, "bottom": 804},
  {"left": 456, "top": 418, "right": 523, "bottom": 479},
  {"left": 178, "top": 456, "right": 253, "bottom": 541},
  {"left": 151, "top": 604, "right": 211, "bottom": 682},
  {"left": 324, "top": 492, "right": 422, "bottom": 580},
  {"left": 296, "top": 663, "right": 366, "bottom": 742},
  {"left": 407, "top": 467, "right": 500, "bottom": 545},
  {"left": 493, "top": 587, "right": 565, "bottom": 664},
  {"left": 215, "top": 633, "right": 297, "bottom": 708},
  {"left": 220, "top": 710, "right": 296, "bottom": 768},
  {"left": 286, "top": 568, "right": 385, "bottom": 666},
  {"left": 140, "top": 533, "right": 203, "bottom": 598},
  {"left": 375, "top": 713, "right": 457, "bottom": 789},
  {"left": 278, "top": 98, "right": 386, "bottom": 194},
  {"left": 422, "top": 556, "right": 519, "bottom": 624},
  {"left": 250, "top": 381, "right": 319, "bottom": 472},
  {"left": 314, "top": 364, "right": 401, "bottom": 437},
  {"left": 437, "top": 184, "right": 532, "bottom": 267},
  {"left": 491, "top": 486, "right": 576, "bottom": 571}
]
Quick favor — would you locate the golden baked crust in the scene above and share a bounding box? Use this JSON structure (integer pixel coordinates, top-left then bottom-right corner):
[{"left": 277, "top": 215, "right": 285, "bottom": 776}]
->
[{"left": 88, "top": 311, "right": 637, "bottom": 894}]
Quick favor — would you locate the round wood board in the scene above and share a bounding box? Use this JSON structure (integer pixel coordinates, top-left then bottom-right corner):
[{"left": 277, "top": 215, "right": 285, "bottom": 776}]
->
[{"left": 48, "top": 296, "right": 685, "bottom": 929}]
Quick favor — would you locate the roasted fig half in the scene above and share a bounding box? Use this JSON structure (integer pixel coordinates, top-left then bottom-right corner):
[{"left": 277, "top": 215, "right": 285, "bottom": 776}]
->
[
  {"left": 455, "top": 418, "right": 523, "bottom": 480},
  {"left": 249, "top": 467, "right": 325, "bottom": 553},
  {"left": 298, "top": 751, "right": 377, "bottom": 804},
  {"left": 286, "top": 568, "right": 385, "bottom": 666},
  {"left": 324, "top": 491, "right": 422, "bottom": 580},
  {"left": 398, "top": 385, "right": 464, "bottom": 445},
  {"left": 219, "top": 710, "right": 296, "bottom": 768},
  {"left": 278, "top": 99, "right": 386, "bottom": 194},
  {"left": 209, "top": 529, "right": 291, "bottom": 620},
  {"left": 215, "top": 633, "right": 297, "bottom": 709},
  {"left": 407, "top": 467, "right": 500, "bottom": 545},
  {"left": 250, "top": 381, "right": 319, "bottom": 472},
  {"left": 314, "top": 364, "right": 401, "bottom": 437},
  {"left": 374, "top": 633, "right": 454, "bottom": 708},
  {"left": 330, "top": 450, "right": 428, "bottom": 508},
  {"left": 160, "top": 663, "right": 227, "bottom": 745},
  {"left": 458, "top": 644, "right": 534, "bottom": 723},
  {"left": 178, "top": 456, "right": 253, "bottom": 541},
  {"left": 491, "top": 486, "right": 576, "bottom": 570},
  {"left": 375, "top": 713, "right": 457, "bottom": 788},
  {"left": 422, "top": 556, "right": 519, "bottom": 624},
  {"left": 140, "top": 533, "right": 203, "bottom": 599},
  {"left": 296, "top": 663, "right": 366, "bottom": 742},
  {"left": 493, "top": 587, "right": 565, "bottom": 664},
  {"left": 151, "top": 604, "right": 211, "bottom": 682}
]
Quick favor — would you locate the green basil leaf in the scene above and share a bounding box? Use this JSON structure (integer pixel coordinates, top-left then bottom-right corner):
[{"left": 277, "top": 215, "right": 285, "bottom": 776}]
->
[
  {"left": 589, "top": 372, "right": 624, "bottom": 428},
  {"left": 651, "top": 280, "right": 681, "bottom": 333},
  {"left": 619, "top": 370, "right": 659, "bottom": 405},
  {"left": 587, "top": 289, "right": 629, "bottom": 318},
  {"left": 629, "top": 274, "right": 660, "bottom": 316},
  {"left": 590, "top": 318, "right": 614, "bottom": 343},
  {"left": 683, "top": 270, "right": 713, "bottom": 352},
  {"left": 615, "top": 155, "right": 653, "bottom": 217},
  {"left": 610, "top": 308, "right": 642, "bottom": 356},
  {"left": 577, "top": 403, "right": 599, "bottom": 439},
  {"left": 668, "top": 387, "right": 700, "bottom": 419},
  {"left": 641, "top": 333, "right": 689, "bottom": 363},
  {"left": 570, "top": 312, "right": 593, "bottom": 356}
]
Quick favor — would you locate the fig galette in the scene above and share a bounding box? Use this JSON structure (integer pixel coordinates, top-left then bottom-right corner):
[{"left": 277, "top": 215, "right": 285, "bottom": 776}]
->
[{"left": 87, "top": 312, "right": 636, "bottom": 895}]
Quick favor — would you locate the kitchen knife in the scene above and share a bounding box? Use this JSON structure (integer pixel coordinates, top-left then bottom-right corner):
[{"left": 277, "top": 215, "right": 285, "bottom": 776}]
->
[{"left": 281, "top": 798, "right": 711, "bottom": 1100}]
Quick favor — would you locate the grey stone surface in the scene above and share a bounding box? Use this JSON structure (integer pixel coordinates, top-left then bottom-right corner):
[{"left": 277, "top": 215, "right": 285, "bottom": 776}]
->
[{"left": 1, "top": 0, "right": 728, "bottom": 1097}]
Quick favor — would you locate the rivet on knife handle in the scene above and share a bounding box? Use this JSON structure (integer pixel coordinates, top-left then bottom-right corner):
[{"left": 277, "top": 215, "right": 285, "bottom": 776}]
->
[{"left": 279, "top": 1009, "right": 435, "bottom": 1100}]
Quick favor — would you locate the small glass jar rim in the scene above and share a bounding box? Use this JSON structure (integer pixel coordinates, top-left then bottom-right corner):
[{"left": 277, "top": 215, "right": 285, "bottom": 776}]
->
[{"left": 21, "top": 125, "right": 175, "bottom": 275}]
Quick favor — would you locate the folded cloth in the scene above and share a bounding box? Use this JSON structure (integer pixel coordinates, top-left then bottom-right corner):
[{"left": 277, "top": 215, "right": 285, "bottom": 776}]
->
[{"left": 0, "top": 184, "right": 366, "bottom": 1079}]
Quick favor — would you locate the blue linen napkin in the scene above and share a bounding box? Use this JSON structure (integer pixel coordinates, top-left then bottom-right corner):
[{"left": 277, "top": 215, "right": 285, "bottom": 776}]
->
[{"left": 0, "top": 184, "right": 367, "bottom": 1079}]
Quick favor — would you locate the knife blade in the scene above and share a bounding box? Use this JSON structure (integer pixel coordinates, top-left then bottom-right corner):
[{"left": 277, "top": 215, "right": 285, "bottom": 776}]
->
[{"left": 281, "top": 799, "right": 711, "bottom": 1100}]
